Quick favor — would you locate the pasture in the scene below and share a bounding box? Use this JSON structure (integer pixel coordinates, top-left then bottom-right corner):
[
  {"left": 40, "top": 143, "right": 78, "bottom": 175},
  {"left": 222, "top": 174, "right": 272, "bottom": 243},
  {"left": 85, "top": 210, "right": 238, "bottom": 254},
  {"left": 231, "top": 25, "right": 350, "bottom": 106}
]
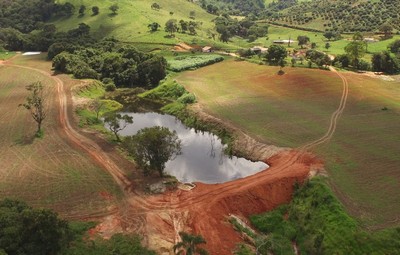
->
[
  {"left": 0, "top": 56, "right": 121, "bottom": 218},
  {"left": 54, "top": 0, "right": 218, "bottom": 47},
  {"left": 176, "top": 60, "right": 400, "bottom": 226}
]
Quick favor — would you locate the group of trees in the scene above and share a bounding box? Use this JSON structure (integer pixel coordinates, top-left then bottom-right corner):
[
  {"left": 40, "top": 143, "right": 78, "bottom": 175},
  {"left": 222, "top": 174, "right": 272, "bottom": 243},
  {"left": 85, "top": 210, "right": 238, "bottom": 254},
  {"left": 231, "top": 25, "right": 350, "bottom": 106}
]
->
[
  {"left": 214, "top": 15, "right": 268, "bottom": 42},
  {"left": 51, "top": 38, "right": 167, "bottom": 88},
  {"left": 164, "top": 19, "right": 198, "bottom": 36},
  {"left": 199, "top": 0, "right": 265, "bottom": 16}
]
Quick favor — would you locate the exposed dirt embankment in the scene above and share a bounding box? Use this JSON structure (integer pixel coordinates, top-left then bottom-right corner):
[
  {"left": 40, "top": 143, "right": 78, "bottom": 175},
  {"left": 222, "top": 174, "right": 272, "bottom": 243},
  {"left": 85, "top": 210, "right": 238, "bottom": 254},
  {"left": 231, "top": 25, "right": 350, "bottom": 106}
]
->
[{"left": 187, "top": 151, "right": 321, "bottom": 254}]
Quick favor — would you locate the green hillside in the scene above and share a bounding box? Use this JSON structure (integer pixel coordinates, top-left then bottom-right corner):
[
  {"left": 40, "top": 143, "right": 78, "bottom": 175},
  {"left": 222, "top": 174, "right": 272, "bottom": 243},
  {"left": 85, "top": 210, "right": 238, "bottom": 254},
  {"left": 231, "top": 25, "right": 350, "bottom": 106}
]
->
[{"left": 54, "top": 0, "right": 217, "bottom": 46}]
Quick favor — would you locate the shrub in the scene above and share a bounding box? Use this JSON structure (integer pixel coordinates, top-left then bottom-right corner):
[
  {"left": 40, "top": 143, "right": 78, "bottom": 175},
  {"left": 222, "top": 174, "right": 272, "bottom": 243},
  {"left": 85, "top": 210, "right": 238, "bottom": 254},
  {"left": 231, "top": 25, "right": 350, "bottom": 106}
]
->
[{"left": 177, "top": 92, "right": 196, "bottom": 104}]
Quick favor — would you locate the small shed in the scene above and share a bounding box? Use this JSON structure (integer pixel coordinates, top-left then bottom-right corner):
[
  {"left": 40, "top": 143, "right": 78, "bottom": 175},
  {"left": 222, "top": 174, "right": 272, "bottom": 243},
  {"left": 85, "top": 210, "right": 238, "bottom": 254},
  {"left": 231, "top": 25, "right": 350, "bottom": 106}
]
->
[{"left": 273, "top": 39, "right": 296, "bottom": 44}]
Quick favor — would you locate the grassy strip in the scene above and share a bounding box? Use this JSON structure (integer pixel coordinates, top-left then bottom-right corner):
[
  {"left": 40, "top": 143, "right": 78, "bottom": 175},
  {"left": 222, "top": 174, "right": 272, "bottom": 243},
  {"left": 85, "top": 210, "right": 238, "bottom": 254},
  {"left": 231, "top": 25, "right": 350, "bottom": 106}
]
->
[
  {"left": 0, "top": 51, "right": 15, "bottom": 60},
  {"left": 74, "top": 80, "right": 122, "bottom": 131},
  {"left": 167, "top": 54, "right": 224, "bottom": 72},
  {"left": 250, "top": 178, "right": 400, "bottom": 255}
]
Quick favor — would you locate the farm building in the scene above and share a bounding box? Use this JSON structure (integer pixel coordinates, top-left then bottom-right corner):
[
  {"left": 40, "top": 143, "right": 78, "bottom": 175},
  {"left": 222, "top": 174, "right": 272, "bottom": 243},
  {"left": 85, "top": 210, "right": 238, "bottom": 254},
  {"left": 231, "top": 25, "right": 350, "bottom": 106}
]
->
[
  {"left": 273, "top": 39, "right": 296, "bottom": 44},
  {"left": 250, "top": 46, "right": 268, "bottom": 54}
]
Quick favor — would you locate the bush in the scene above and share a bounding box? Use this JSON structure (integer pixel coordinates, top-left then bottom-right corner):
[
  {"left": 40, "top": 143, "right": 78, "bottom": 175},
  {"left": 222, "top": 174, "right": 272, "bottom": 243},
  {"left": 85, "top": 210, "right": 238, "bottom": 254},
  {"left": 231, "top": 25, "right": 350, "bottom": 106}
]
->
[
  {"left": 177, "top": 92, "right": 196, "bottom": 104},
  {"left": 105, "top": 82, "right": 116, "bottom": 92}
]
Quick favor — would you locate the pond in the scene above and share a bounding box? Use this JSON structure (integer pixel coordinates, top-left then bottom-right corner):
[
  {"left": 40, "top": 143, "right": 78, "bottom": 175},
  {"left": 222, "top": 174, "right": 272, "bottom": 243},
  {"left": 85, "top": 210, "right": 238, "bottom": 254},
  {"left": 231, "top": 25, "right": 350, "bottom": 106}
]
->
[{"left": 110, "top": 112, "right": 268, "bottom": 184}]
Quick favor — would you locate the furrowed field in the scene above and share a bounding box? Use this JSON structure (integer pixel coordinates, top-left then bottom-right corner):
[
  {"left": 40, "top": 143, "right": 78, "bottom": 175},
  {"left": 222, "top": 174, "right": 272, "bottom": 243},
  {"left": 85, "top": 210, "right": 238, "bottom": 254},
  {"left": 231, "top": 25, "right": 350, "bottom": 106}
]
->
[
  {"left": 0, "top": 56, "right": 121, "bottom": 218},
  {"left": 176, "top": 60, "right": 400, "bottom": 226}
]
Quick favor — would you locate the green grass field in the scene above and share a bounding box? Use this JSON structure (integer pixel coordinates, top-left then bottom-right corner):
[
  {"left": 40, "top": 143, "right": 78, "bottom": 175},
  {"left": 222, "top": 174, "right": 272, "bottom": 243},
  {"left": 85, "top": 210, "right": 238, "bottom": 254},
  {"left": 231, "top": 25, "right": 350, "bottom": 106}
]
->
[
  {"left": 176, "top": 59, "right": 400, "bottom": 226},
  {"left": 0, "top": 55, "right": 121, "bottom": 217},
  {"left": 54, "top": 0, "right": 218, "bottom": 47}
]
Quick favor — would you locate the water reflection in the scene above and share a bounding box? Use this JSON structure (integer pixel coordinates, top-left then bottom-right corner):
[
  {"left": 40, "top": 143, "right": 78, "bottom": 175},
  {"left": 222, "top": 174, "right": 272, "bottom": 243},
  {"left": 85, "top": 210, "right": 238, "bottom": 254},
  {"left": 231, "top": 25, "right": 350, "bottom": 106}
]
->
[{"left": 115, "top": 112, "right": 269, "bottom": 184}]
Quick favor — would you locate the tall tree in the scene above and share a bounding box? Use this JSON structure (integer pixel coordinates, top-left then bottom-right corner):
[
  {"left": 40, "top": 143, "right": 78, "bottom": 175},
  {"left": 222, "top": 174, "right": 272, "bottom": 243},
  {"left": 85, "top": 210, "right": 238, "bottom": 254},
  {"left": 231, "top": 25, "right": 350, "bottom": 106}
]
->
[
  {"left": 109, "top": 4, "right": 119, "bottom": 15},
  {"left": 264, "top": 45, "right": 287, "bottom": 65},
  {"left": 297, "top": 35, "right": 310, "bottom": 48},
  {"left": 173, "top": 232, "right": 208, "bottom": 255},
  {"left": 123, "top": 126, "right": 181, "bottom": 177},
  {"left": 344, "top": 41, "right": 366, "bottom": 68},
  {"left": 19, "top": 81, "right": 47, "bottom": 136},
  {"left": 104, "top": 113, "right": 133, "bottom": 142},
  {"left": 379, "top": 24, "right": 393, "bottom": 39},
  {"left": 92, "top": 6, "right": 99, "bottom": 15},
  {"left": 78, "top": 5, "right": 86, "bottom": 16},
  {"left": 165, "top": 19, "right": 178, "bottom": 36}
]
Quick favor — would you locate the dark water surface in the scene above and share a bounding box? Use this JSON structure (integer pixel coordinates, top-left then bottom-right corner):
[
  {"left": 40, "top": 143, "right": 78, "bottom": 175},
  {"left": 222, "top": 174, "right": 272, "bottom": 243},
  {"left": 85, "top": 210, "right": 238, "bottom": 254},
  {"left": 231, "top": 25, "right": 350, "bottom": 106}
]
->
[{"left": 113, "top": 112, "right": 268, "bottom": 184}]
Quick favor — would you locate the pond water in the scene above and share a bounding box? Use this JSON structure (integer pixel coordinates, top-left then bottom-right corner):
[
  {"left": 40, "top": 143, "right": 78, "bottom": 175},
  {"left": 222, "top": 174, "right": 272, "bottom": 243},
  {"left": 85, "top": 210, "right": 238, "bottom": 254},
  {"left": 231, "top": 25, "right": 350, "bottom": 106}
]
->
[{"left": 111, "top": 112, "right": 268, "bottom": 184}]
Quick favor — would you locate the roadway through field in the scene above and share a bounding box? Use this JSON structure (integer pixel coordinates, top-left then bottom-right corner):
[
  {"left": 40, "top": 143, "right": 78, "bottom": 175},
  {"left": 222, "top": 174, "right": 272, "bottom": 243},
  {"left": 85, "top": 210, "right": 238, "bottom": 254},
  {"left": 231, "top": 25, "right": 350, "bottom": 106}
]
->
[{"left": 3, "top": 61, "right": 349, "bottom": 253}]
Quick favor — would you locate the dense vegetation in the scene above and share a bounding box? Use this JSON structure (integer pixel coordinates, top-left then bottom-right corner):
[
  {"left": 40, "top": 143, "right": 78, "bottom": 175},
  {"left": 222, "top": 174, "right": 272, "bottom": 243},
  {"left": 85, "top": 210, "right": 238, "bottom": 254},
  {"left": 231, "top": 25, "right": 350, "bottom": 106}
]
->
[
  {"left": 199, "top": 0, "right": 265, "bottom": 15},
  {"left": 52, "top": 39, "right": 167, "bottom": 88},
  {"left": 0, "top": 198, "right": 155, "bottom": 255},
  {"left": 0, "top": 0, "right": 74, "bottom": 33},
  {"left": 250, "top": 178, "right": 400, "bottom": 255}
]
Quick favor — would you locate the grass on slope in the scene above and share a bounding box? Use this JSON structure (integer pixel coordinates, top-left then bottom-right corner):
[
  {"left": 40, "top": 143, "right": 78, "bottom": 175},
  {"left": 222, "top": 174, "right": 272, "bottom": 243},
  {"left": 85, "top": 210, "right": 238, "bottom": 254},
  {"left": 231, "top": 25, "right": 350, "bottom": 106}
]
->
[
  {"left": 176, "top": 59, "right": 343, "bottom": 147},
  {"left": 250, "top": 178, "right": 400, "bottom": 255},
  {"left": 54, "top": 0, "right": 216, "bottom": 46},
  {"left": 176, "top": 60, "right": 400, "bottom": 226},
  {"left": 0, "top": 54, "right": 121, "bottom": 217}
]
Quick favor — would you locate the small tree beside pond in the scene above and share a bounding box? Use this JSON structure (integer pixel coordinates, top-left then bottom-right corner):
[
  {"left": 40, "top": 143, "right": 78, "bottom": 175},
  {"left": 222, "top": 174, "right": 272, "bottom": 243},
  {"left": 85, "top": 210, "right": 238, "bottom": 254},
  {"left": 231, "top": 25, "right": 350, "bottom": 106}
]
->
[
  {"left": 104, "top": 113, "right": 133, "bottom": 142},
  {"left": 123, "top": 126, "right": 181, "bottom": 177}
]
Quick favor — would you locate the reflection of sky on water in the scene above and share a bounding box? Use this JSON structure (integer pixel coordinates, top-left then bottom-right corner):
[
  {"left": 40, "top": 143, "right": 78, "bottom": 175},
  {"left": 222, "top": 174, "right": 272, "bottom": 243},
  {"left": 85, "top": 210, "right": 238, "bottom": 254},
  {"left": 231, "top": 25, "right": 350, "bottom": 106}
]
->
[{"left": 115, "top": 112, "right": 269, "bottom": 184}]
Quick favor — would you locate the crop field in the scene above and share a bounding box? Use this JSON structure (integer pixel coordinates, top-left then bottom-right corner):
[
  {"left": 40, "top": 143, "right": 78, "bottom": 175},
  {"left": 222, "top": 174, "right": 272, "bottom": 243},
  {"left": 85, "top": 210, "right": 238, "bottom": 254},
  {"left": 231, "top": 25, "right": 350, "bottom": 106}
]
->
[
  {"left": 166, "top": 54, "right": 224, "bottom": 72},
  {"left": 176, "top": 60, "right": 400, "bottom": 226},
  {"left": 0, "top": 57, "right": 121, "bottom": 218}
]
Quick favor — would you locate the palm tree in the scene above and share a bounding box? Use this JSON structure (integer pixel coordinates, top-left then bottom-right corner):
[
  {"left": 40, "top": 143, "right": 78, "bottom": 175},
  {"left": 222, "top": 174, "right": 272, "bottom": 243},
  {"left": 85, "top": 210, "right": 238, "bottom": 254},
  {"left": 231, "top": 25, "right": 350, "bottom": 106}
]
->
[{"left": 173, "top": 232, "right": 208, "bottom": 255}]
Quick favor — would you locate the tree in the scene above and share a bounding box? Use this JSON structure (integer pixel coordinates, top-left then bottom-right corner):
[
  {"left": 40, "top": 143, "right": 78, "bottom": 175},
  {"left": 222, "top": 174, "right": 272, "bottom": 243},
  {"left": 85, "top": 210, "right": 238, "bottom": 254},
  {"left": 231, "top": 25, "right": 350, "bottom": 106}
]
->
[
  {"left": 264, "top": 45, "right": 287, "bottom": 65},
  {"left": 0, "top": 199, "right": 72, "bottom": 255},
  {"left": 310, "top": 42, "right": 316, "bottom": 49},
  {"left": 92, "top": 6, "right": 99, "bottom": 16},
  {"left": 104, "top": 113, "right": 133, "bottom": 142},
  {"left": 179, "top": 20, "right": 188, "bottom": 33},
  {"left": 109, "top": 4, "right": 119, "bottom": 15},
  {"left": 189, "top": 10, "right": 196, "bottom": 19},
  {"left": 20, "top": 81, "right": 47, "bottom": 136},
  {"left": 345, "top": 41, "right": 366, "bottom": 68},
  {"left": 325, "top": 42, "right": 331, "bottom": 51},
  {"left": 151, "top": 3, "right": 161, "bottom": 10},
  {"left": 278, "top": 58, "right": 286, "bottom": 73},
  {"left": 148, "top": 22, "right": 160, "bottom": 32},
  {"left": 379, "top": 24, "right": 393, "bottom": 39},
  {"left": 297, "top": 35, "right": 310, "bottom": 48},
  {"left": 388, "top": 40, "right": 400, "bottom": 55},
  {"left": 78, "top": 5, "right": 86, "bottom": 16},
  {"left": 165, "top": 19, "right": 178, "bottom": 37},
  {"left": 123, "top": 126, "right": 181, "bottom": 177},
  {"left": 173, "top": 232, "right": 208, "bottom": 255},
  {"left": 92, "top": 98, "right": 106, "bottom": 120},
  {"left": 352, "top": 32, "right": 363, "bottom": 41},
  {"left": 372, "top": 51, "right": 400, "bottom": 74}
]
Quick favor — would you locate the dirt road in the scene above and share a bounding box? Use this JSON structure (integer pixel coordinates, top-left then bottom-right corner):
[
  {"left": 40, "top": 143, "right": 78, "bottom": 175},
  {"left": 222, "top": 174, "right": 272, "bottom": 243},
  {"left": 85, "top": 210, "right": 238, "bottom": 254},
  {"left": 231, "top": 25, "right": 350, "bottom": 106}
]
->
[{"left": 5, "top": 60, "right": 349, "bottom": 254}]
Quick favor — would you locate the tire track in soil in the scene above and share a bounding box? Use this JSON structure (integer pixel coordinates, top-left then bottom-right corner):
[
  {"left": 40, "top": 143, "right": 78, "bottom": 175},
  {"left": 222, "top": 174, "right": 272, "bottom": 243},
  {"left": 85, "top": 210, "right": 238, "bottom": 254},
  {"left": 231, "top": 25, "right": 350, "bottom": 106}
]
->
[{"left": 5, "top": 62, "right": 350, "bottom": 253}]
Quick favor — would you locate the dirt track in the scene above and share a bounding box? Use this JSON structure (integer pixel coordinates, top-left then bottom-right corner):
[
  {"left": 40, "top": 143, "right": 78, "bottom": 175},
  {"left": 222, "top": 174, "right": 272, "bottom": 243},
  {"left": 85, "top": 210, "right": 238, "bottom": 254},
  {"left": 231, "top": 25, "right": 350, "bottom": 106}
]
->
[{"left": 4, "top": 60, "right": 349, "bottom": 254}]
